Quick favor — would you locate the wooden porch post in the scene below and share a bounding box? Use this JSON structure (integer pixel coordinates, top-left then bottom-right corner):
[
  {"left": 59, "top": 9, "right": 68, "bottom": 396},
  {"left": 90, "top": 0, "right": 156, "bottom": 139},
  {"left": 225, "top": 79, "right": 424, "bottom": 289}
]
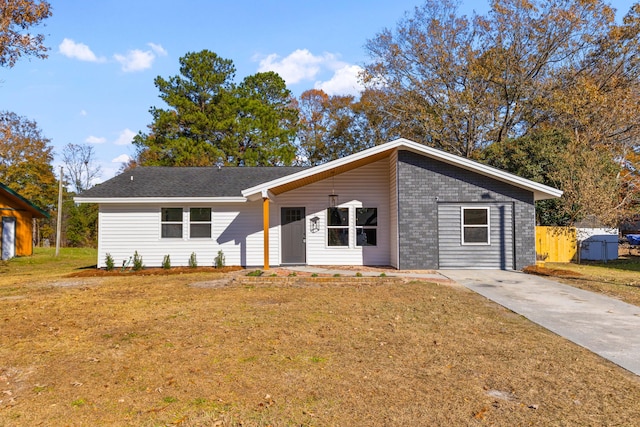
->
[{"left": 262, "top": 195, "right": 270, "bottom": 270}]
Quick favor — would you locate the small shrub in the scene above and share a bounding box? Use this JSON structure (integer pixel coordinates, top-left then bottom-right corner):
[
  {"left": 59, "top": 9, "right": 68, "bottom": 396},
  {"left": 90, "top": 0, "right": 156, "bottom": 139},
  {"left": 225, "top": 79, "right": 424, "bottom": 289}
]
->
[
  {"left": 162, "top": 254, "right": 171, "bottom": 270},
  {"left": 214, "top": 250, "right": 226, "bottom": 268},
  {"left": 333, "top": 273, "right": 341, "bottom": 277},
  {"left": 379, "top": 273, "right": 387, "bottom": 277},
  {"left": 188, "top": 252, "right": 198, "bottom": 268},
  {"left": 132, "top": 251, "right": 144, "bottom": 271},
  {"left": 270, "top": 273, "right": 277, "bottom": 277},
  {"left": 355, "top": 272, "right": 363, "bottom": 277},
  {"left": 247, "top": 270, "right": 262, "bottom": 277},
  {"left": 311, "top": 273, "right": 318, "bottom": 277},
  {"left": 288, "top": 272, "right": 297, "bottom": 277},
  {"left": 105, "top": 253, "right": 114, "bottom": 271}
]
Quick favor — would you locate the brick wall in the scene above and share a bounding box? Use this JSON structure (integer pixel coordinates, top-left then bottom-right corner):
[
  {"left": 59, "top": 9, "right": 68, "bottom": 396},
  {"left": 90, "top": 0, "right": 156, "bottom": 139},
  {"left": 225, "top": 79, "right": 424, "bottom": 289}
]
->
[{"left": 396, "top": 150, "right": 535, "bottom": 270}]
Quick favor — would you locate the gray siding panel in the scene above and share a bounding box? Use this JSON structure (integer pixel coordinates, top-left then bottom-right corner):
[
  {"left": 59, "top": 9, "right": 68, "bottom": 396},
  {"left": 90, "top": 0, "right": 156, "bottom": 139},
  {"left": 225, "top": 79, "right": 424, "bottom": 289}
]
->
[
  {"left": 397, "top": 150, "right": 535, "bottom": 270},
  {"left": 438, "top": 204, "right": 514, "bottom": 269}
]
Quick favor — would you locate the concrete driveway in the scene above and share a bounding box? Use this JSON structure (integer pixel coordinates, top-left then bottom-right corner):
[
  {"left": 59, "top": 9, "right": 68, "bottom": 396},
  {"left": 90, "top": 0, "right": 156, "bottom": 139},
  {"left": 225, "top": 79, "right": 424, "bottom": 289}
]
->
[{"left": 441, "top": 270, "right": 640, "bottom": 376}]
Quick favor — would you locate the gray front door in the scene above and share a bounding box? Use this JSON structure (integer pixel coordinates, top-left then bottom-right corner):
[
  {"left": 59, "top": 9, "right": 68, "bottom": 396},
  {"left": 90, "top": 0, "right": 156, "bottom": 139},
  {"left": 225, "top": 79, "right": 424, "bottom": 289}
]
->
[
  {"left": 281, "top": 207, "right": 306, "bottom": 264},
  {"left": 2, "top": 217, "right": 16, "bottom": 261}
]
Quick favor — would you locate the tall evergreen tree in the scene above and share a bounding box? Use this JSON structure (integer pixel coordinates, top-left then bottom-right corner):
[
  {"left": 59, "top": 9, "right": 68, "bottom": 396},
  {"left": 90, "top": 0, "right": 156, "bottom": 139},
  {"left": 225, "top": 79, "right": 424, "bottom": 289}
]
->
[{"left": 133, "top": 50, "right": 298, "bottom": 166}]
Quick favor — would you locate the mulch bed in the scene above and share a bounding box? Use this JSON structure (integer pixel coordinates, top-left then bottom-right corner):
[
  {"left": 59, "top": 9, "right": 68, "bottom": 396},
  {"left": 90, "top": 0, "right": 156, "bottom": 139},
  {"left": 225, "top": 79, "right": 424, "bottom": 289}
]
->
[
  {"left": 66, "top": 266, "right": 244, "bottom": 277},
  {"left": 522, "top": 264, "right": 583, "bottom": 278}
]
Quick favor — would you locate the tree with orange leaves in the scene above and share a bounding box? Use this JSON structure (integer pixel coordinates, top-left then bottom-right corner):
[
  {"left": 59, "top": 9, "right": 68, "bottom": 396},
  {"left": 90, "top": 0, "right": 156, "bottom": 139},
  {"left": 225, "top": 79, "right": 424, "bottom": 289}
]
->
[{"left": 0, "top": 0, "right": 52, "bottom": 68}]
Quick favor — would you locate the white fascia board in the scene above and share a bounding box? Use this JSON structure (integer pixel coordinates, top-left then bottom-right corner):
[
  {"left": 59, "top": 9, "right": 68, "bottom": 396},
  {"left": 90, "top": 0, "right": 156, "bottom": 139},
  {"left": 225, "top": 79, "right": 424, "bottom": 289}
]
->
[
  {"left": 74, "top": 197, "right": 247, "bottom": 204},
  {"left": 241, "top": 137, "right": 563, "bottom": 201}
]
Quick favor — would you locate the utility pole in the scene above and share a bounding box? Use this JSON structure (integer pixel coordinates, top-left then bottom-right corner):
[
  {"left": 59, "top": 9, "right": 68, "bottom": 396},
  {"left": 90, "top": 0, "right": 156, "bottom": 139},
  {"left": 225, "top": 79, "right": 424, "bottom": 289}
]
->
[{"left": 55, "top": 166, "right": 63, "bottom": 256}]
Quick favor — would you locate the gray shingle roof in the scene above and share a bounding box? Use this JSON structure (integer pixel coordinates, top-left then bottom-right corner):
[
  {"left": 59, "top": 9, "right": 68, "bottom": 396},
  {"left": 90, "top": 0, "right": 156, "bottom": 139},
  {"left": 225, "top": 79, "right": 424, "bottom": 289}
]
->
[{"left": 78, "top": 166, "right": 306, "bottom": 198}]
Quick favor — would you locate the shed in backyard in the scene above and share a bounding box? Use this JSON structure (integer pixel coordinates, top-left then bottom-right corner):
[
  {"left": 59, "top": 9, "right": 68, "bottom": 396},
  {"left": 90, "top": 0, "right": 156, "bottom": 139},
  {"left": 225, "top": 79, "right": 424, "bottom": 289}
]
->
[{"left": 0, "top": 183, "right": 49, "bottom": 260}]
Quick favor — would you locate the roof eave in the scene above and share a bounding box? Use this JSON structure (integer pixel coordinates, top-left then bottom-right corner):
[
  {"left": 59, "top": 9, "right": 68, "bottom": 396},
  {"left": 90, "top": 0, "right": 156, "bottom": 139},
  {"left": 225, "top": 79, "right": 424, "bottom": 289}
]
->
[
  {"left": 242, "top": 138, "right": 564, "bottom": 201},
  {"left": 533, "top": 189, "right": 564, "bottom": 201},
  {"left": 74, "top": 196, "right": 248, "bottom": 204},
  {"left": 0, "top": 183, "right": 49, "bottom": 218}
]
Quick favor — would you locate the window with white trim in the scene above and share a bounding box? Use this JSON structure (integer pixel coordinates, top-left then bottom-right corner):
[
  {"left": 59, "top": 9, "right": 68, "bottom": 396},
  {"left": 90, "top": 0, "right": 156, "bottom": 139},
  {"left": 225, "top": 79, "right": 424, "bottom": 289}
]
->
[
  {"left": 161, "top": 208, "right": 183, "bottom": 238},
  {"left": 190, "top": 208, "right": 212, "bottom": 238},
  {"left": 327, "top": 207, "right": 349, "bottom": 246},
  {"left": 461, "top": 207, "right": 490, "bottom": 245},
  {"left": 356, "top": 208, "right": 377, "bottom": 246}
]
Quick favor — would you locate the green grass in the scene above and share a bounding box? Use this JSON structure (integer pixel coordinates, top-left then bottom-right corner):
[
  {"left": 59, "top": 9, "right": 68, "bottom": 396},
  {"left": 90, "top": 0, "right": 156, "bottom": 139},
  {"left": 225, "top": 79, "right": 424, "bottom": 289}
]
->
[{"left": 0, "top": 247, "right": 97, "bottom": 284}]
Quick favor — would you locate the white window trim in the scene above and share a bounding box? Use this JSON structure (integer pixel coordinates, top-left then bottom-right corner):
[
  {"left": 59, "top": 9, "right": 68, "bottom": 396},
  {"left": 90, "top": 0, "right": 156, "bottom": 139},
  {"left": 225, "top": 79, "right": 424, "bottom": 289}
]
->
[
  {"left": 189, "top": 207, "right": 213, "bottom": 239},
  {"left": 324, "top": 206, "right": 379, "bottom": 249},
  {"left": 160, "top": 207, "right": 184, "bottom": 239},
  {"left": 326, "top": 207, "right": 350, "bottom": 248},
  {"left": 356, "top": 207, "right": 378, "bottom": 247},
  {"left": 461, "top": 206, "right": 491, "bottom": 246}
]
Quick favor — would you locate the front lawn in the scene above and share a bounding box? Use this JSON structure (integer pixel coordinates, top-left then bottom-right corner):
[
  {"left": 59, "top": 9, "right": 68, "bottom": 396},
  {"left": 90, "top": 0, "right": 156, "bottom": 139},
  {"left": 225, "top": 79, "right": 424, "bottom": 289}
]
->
[{"left": 1, "top": 254, "right": 639, "bottom": 425}]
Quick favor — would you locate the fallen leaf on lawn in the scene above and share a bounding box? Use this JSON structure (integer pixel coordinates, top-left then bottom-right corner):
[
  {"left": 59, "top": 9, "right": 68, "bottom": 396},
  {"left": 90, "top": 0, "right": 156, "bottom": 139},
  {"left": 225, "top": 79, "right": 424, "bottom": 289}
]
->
[{"left": 473, "top": 407, "right": 489, "bottom": 419}]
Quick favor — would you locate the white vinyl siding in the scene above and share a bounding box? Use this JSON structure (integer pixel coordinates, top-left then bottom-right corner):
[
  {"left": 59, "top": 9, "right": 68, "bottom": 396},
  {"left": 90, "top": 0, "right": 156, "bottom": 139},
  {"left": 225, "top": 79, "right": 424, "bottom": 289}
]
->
[
  {"left": 95, "top": 159, "right": 391, "bottom": 268},
  {"left": 96, "top": 203, "right": 275, "bottom": 268},
  {"left": 274, "top": 159, "right": 391, "bottom": 266}
]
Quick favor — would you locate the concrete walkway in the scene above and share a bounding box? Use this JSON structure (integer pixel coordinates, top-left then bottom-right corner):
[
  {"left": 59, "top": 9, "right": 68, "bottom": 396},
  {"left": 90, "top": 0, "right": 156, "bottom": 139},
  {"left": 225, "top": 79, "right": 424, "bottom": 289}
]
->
[
  {"left": 440, "top": 269, "right": 640, "bottom": 376},
  {"left": 284, "top": 265, "right": 447, "bottom": 282}
]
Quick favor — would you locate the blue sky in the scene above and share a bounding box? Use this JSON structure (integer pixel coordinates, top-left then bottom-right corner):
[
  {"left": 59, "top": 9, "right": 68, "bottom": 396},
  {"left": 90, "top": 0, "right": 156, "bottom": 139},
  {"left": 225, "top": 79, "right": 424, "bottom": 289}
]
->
[{"left": 0, "top": 0, "right": 636, "bottom": 184}]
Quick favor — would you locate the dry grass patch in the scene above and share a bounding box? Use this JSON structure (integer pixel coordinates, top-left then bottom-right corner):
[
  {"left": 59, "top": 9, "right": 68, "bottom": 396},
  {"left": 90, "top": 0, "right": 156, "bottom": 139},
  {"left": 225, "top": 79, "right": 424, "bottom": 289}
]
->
[
  {"left": 527, "top": 260, "right": 640, "bottom": 307},
  {"left": 1, "top": 271, "right": 639, "bottom": 426}
]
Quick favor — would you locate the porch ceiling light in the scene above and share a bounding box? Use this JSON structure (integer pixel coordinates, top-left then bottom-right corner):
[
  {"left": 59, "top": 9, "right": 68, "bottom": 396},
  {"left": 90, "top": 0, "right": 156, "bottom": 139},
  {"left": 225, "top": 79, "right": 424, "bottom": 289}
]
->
[{"left": 329, "top": 171, "right": 338, "bottom": 207}]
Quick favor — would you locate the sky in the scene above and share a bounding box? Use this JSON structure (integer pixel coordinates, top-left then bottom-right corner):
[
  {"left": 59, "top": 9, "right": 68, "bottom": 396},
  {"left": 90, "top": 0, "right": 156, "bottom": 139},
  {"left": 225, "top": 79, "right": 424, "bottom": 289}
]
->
[{"left": 1, "top": 0, "right": 636, "bottom": 186}]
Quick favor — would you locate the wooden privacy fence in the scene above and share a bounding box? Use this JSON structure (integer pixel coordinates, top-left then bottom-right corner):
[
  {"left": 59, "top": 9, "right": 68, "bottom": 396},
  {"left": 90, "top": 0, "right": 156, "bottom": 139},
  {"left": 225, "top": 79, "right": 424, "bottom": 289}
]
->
[{"left": 535, "top": 226, "right": 577, "bottom": 262}]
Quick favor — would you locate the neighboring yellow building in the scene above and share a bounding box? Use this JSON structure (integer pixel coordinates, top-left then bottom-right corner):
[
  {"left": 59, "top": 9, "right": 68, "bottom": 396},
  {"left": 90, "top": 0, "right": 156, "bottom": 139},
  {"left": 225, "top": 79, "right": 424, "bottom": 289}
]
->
[{"left": 0, "top": 183, "right": 49, "bottom": 259}]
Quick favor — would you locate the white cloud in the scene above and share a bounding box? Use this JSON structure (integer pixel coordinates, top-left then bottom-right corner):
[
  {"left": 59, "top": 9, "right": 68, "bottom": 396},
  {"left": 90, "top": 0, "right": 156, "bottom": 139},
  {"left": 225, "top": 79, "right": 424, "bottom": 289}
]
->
[
  {"left": 86, "top": 135, "right": 106, "bottom": 144},
  {"left": 80, "top": 109, "right": 88, "bottom": 116},
  {"left": 257, "top": 49, "right": 337, "bottom": 84},
  {"left": 114, "top": 128, "right": 136, "bottom": 145},
  {"left": 114, "top": 43, "right": 166, "bottom": 72},
  {"left": 315, "top": 65, "right": 365, "bottom": 96},
  {"left": 112, "top": 154, "right": 131, "bottom": 163},
  {"left": 256, "top": 49, "right": 364, "bottom": 96},
  {"left": 59, "top": 38, "right": 104, "bottom": 62},
  {"left": 148, "top": 42, "right": 168, "bottom": 56},
  {"left": 114, "top": 49, "right": 155, "bottom": 72}
]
